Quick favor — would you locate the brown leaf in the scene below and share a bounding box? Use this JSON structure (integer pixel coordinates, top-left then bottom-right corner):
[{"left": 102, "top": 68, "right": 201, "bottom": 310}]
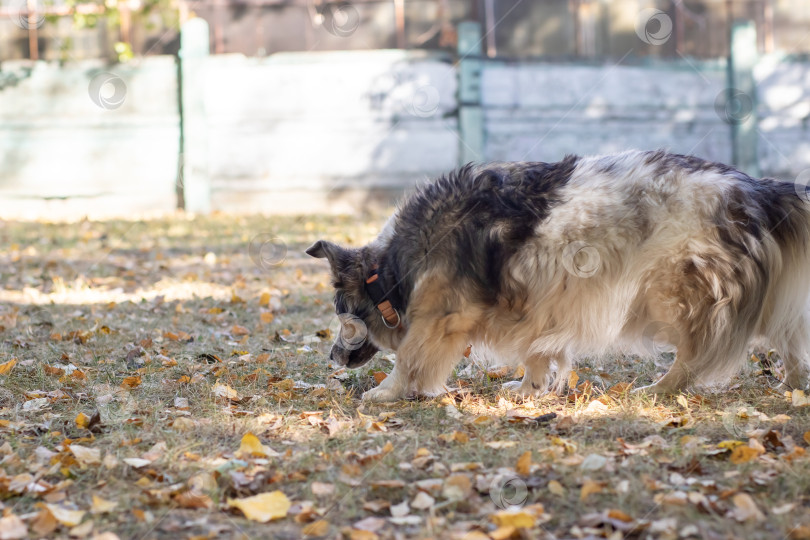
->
[{"left": 120, "top": 376, "right": 141, "bottom": 390}]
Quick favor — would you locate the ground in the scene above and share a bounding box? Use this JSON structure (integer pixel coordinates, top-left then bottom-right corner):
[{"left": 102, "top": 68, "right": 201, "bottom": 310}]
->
[{"left": 0, "top": 213, "right": 809, "bottom": 540}]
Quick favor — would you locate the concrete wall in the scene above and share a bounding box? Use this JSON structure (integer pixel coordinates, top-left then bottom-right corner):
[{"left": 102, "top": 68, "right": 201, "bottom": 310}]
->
[
  {"left": 201, "top": 50, "right": 458, "bottom": 213},
  {"left": 1, "top": 51, "right": 808, "bottom": 219},
  {"left": 0, "top": 57, "right": 179, "bottom": 219},
  {"left": 755, "top": 58, "right": 810, "bottom": 179},
  {"left": 482, "top": 62, "right": 732, "bottom": 164}
]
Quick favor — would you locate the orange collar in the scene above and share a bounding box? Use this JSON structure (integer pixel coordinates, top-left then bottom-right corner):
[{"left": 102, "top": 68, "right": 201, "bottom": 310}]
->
[{"left": 364, "top": 266, "right": 403, "bottom": 329}]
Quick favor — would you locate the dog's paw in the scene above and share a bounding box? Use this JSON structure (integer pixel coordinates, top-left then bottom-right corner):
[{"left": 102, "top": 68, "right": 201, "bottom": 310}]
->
[
  {"left": 502, "top": 380, "right": 545, "bottom": 397},
  {"left": 362, "top": 385, "right": 405, "bottom": 402}
]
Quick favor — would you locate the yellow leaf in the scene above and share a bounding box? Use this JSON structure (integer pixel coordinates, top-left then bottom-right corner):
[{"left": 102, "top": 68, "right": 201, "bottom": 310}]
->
[
  {"left": 488, "top": 526, "right": 517, "bottom": 540},
  {"left": 236, "top": 433, "right": 277, "bottom": 458},
  {"left": 260, "top": 312, "right": 274, "bottom": 324},
  {"left": 568, "top": 370, "right": 579, "bottom": 389},
  {"left": 44, "top": 504, "right": 85, "bottom": 527},
  {"left": 730, "top": 445, "right": 763, "bottom": 464},
  {"left": 717, "top": 440, "right": 745, "bottom": 450},
  {"left": 90, "top": 496, "right": 118, "bottom": 514},
  {"left": 548, "top": 480, "right": 565, "bottom": 496},
  {"left": 227, "top": 491, "right": 290, "bottom": 523},
  {"left": 580, "top": 480, "right": 603, "bottom": 501},
  {"left": 491, "top": 510, "right": 536, "bottom": 528},
  {"left": 75, "top": 412, "right": 90, "bottom": 429},
  {"left": 302, "top": 520, "right": 330, "bottom": 537},
  {"left": 472, "top": 415, "right": 493, "bottom": 425},
  {"left": 516, "top": 451, "right": 532, "bottom": 476},
  {"left": 0, "top": 359, "right": 17, "bottom": 376},
  {"left": 259, "top": 292, "right": 271, "bottom": 306}
]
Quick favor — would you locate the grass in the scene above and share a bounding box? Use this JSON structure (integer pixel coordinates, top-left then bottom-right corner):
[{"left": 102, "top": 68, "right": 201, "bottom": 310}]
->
[{"left": 0, "top": 212, "right": 809, "bottom": 540}]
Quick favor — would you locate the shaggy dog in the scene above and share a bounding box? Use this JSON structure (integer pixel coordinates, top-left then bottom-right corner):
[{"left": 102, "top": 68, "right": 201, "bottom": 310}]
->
[{"left": 307, "top": 150, "right": 810, "bottom": 402}]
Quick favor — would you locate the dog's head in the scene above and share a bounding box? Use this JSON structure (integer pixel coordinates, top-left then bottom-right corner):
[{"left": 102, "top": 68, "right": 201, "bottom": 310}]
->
[{"left": 306, "top": 240, "right": 401, "bottom": 368}]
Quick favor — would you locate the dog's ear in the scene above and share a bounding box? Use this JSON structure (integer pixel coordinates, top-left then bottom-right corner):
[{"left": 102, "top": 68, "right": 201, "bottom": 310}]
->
[{"left": 306, "top": 240, "right": 344, "bottom": 267}]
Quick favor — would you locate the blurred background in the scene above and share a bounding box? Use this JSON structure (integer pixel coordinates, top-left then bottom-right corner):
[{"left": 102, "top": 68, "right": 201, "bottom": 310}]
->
[{"left": 1, "top": 0, "right": 809, "bottom": 219}]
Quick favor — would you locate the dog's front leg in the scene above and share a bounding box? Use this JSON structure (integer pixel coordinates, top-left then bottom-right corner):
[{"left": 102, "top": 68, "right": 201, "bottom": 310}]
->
[
  {"left": 362, "top": 312, "right": 472, "bottom": 402},
  {"left": 361, "top": 362, "right": 410, "bottom": 402}
]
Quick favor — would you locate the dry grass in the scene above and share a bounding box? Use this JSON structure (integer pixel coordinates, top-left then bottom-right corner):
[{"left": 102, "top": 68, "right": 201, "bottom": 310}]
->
[{"left": 0, "top": 213, "right": 809, "bottom": 540}]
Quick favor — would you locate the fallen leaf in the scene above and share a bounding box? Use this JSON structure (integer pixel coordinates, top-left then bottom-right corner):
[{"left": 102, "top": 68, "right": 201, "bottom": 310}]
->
[
  {"left": 236, "top": 432, "right": 279, "bottom": 458},
  {"left": 731, "top": 493, "right": 764, "bottom": 522},
  {"left": 0, "top": 359, "right": 17, "bottom": 376},
  {"left": 410, "top": 491, "right": 435, "bottom": 510},
  {"left": 213, "top": 382, "right": 241, "bottom": 401},
  {"left": 120, "top": 376, "right": 141, "bottom": 390},
  {"left": 516, "top": 451, "right": 532, "bottom": 475},
  {"left": 491, "top": 510, "right": 536, "bottom": 528},
  {"left": 302, "top": 520, "right": 330, "bottom": 537},
  {"left": 44, "top": 504, "right": 85, "bottom": 527},
  {"left": 227, "top": 491, "right": 290, "bottom": 523},
  {"left": 90, "top": 496, "right": 118, "bottom": 514},
  {"left": 123, "top": 458, "right": 151, "bottom": 469},
  {"left": 69, "top": 445, "right": 101, "bottom": 466},
  {"left": 730, "top": 446, "right": 762, "bottom": 464},
  {"left": 548, "top": 480, "right": 565, "bottom": 496},
  {"left": 792, "top": 390, "right": 810, "bottom": 407},
  {"left": 310, "top": 482, "right": 335, "bottom": 497},
  {"left": 0, "top": 514, "right": 27, "bottom": 539},
  {"left": 580, "top": 480, "right": 603, "bottom": 501}
]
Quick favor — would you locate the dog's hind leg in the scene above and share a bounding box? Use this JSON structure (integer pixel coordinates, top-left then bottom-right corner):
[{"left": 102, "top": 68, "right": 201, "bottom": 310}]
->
[{"left": 780, "top": 313, "right": 810, "bottom": 390}]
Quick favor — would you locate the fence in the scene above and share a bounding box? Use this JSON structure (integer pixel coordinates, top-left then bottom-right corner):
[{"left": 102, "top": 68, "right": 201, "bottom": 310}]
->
[{"left": 1, "top": 19, "right": 809, "bottom": 218}]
